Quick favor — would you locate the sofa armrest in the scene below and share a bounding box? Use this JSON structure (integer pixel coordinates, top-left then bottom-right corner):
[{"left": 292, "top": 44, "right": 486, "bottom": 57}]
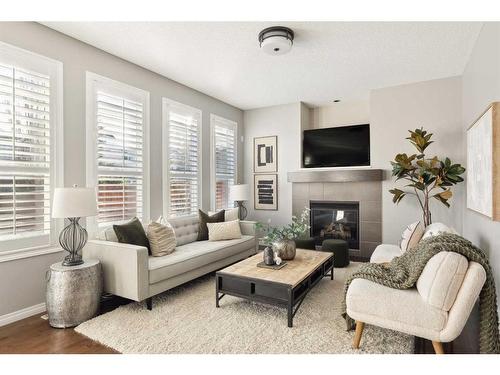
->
[
  {"left": 240, "top": 220, "right": 257, "bottom": 236},
  {"left": 83, "top": 240, "right": 149, "bottom": 302}
]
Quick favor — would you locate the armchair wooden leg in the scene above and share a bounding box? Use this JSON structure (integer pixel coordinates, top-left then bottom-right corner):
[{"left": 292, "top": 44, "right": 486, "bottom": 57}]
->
[
  {"left": 432, "top": 341, "right": 444, "bottom": 354},
  {"left": 353, "top": 321, "right": 365, "bottom": 349}
]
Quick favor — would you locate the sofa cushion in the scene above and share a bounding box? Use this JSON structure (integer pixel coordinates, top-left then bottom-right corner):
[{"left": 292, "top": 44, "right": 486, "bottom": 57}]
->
[
  {"left": 209, "top": 207, "right": 239, "bottom": 222},
  {"left": 197, "top": 209, "right": 225, "bottom": 241},
  {"left": 207, "top": 220, "right": 242, "bottom": 241},
  {"left": 113, "top": 217, "right": 151, "bottom": 254},
  {"left": 99, "top": 221, "right": 148, "bottom": 243},
  {"left": 421, "top": 222, "right": 453, "bottom": 240},
  {"left": 147, "top": 221, "right": 176, "bottom": 257},
  {"left": 370, "top": 244, "right": 402, "bottom": 263},
  {"left": 400, "top": 221, "right": 424, "bottom": 252},
  {"left": 417, "top": 252, "right": 468, "bottom": 311},
  {"left": 148, "top": 235, "right": 255, "bottom": 283},
  {"left": 346, "top": 278, "right": 448, "bottom": 332},
  {"left": 167, "top": 216, "right": 200, "bottom": 246}
]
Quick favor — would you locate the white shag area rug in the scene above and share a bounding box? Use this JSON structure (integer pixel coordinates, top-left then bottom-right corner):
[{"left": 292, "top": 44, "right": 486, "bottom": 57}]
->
[{"left": 75, "top": 263, "right": 413, "bottom": 354}]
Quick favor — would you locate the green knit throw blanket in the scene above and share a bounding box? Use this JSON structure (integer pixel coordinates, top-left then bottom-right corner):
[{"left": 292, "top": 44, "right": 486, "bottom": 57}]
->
[{"left": 341, "top": 233, "right": 500, "bottom": 354}]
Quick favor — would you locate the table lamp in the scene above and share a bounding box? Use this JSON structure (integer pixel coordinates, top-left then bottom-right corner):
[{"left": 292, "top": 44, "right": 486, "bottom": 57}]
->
[
  {"left": 230, "top": 184, "right": 249, "bottom": 220},
  {"left": 52, "top": 185, "right": 97, "bottom": 266}
]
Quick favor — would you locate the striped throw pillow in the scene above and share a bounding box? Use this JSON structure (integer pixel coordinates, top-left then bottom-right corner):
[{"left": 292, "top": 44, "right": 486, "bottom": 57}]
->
[
  {"left": 147, "top": 221, "right": 176, "bottom": 257},
  {"left": 400, "top": 221, "right": 425, "bottom": 252}
]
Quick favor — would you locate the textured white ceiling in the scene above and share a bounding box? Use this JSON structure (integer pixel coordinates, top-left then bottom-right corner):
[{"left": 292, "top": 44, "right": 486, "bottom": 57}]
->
[{"left": 42, "top": 22, "right": 482, "bottom": 110}]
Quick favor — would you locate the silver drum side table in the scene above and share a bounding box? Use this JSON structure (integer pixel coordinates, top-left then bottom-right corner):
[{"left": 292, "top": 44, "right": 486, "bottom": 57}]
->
[{"left": 46, "top": 259, "right": 102, "bottom": 328}]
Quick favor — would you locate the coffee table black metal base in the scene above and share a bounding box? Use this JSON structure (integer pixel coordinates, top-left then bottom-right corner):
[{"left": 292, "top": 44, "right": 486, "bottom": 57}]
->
[{"left": 216, "top": 256, "right": 333, "bottom": 327}]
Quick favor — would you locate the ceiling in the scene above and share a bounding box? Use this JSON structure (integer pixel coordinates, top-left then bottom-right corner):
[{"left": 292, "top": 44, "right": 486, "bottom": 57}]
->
[{"left": 42, "top": 22, "right": 482, "bottom": 110}]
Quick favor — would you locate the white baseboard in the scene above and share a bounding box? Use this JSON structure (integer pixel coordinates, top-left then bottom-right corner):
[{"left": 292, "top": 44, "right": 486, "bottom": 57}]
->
[{"left": 0, "top": 303, "right": 46, "bottom": 327}]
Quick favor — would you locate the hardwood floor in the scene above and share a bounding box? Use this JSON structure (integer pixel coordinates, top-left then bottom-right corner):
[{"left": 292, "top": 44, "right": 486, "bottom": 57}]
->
[{"left": 0, "top": 314, "right": 117, "bottom": 354}]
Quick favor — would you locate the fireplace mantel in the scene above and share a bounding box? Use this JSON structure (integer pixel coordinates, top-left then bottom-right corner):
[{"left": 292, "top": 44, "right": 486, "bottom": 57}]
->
[{"left": 287, "top": 168, "right": 384, "bottom": 183}]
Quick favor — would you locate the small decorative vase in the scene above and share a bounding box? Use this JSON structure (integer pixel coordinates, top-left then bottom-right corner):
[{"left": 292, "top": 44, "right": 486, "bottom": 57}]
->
[
  {"left": 263, "top": 247, "right": 275, "bottom": 265},
  {"left": 272, "top": 239, "right": 296, "bottom": 260}
]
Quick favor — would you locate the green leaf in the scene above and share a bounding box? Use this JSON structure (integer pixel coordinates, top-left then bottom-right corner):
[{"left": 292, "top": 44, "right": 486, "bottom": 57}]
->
[
  {"left": 389, "top": 188, "right": 406, "bottom": 204},
  {"left": 433, "top": 194, "right": 450, "bottom": 208}
]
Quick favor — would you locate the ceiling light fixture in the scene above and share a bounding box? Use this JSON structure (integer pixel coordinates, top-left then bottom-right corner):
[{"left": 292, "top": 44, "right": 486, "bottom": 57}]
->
[{"left": 258, "top": 26, "right": 294, "bottom": 56}]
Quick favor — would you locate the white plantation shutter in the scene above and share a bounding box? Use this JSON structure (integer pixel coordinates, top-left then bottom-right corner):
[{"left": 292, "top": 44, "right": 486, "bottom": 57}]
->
[
  {"left": 96, "top": 92, "right": 144, "bottom": 225},
  {"left": 0, "top": 66, "right": 51, "bottom": 239},
  {"left": 86, "top": 73, "right": 149, "bottom": 229},
  {"left": 163, "top": 99, "right": 201, "bottom": 217},
  {"left": 211, "top": 115, "right": 237, "bottom": 211},
  {"left": 0, "top": 43, "right": 62, "bottom": 253}
]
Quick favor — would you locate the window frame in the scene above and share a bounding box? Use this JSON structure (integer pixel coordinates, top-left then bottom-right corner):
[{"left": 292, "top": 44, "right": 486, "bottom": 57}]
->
[
  {"left": 0, "top": 41, "right": 64, "bottom": 261},
  {"left": 162, "top": 98, "right": 202, "bottom": 218},
  {"left": 85, "top": 72, "right": 150, "bottom": 236},
  {"left": 210, "top": 114, "right": 238, "bottom": 211}
]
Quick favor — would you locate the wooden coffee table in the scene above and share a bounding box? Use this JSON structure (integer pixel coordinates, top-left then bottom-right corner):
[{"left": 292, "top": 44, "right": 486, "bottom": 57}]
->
[{"left": 215, "top": 249, "right": 334, "bottom": 327}]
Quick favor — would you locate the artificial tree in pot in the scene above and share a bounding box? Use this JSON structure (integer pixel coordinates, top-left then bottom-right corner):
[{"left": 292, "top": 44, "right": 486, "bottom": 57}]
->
[
  {"left": 389, "top": 128, "right": 465, "bottom": 227},
  {"left": 256, "top": 208, "right": 310, "bottom": 260}
]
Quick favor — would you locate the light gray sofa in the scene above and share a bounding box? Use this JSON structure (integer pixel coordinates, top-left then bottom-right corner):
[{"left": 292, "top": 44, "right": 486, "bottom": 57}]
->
[{"left": 82, "top": 216, "right": 257, "bottom": 309}]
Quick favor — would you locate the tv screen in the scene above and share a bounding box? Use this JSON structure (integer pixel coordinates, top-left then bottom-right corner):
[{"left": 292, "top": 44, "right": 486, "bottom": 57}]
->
[{"left": 303, "top": 124, "right": 370, "bottom": 168}]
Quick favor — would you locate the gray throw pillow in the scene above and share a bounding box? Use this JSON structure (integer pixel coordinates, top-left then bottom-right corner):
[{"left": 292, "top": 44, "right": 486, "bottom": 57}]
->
[
  {"left": 113, "top": 217, "right": 151, "bottom": 255},
  {"left": 197, "top": 209, "right": 225, "bottom": 241}
]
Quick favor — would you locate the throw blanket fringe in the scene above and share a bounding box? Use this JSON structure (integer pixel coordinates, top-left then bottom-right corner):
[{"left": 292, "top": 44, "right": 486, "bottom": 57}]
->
[{"left": 341, "top": 233, "right": 500, "bottom": 354}]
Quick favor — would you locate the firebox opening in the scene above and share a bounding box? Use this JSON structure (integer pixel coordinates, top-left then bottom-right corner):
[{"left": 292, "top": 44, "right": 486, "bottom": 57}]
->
[{"left": 309, "top": 201, "right": 360, "bottom": 249}]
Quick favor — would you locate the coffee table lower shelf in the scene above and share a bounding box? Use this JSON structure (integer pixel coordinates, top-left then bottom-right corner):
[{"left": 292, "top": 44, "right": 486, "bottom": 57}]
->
[{"left": 215, "top": 257, "right": 333, "bottom": 327}]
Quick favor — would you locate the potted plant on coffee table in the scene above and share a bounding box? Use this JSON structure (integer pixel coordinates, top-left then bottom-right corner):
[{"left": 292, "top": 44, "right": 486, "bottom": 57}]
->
[{"left": 256, "top": 208, "right": 310, "bottom": 260}]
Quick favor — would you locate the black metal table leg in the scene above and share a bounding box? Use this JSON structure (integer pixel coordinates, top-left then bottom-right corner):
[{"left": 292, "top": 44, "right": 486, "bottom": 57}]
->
[
  {"left": 287, "top": 288, "right": 293, "bottom": 328},
  {"left": 215, "top": 275, "right": 220, "bottom": 308}
]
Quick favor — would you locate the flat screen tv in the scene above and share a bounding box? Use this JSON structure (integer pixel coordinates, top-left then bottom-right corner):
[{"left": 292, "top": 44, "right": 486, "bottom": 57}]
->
[{"left": 302, "top": 124, "right": 370, "bottom": 168}]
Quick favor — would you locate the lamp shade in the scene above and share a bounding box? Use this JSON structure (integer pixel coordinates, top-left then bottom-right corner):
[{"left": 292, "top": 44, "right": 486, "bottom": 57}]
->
[
  {"left": 230, "top": 184, "right": 249, "bottom": 202},
  {"left": 52, "top": 187, "right": 98, "bottom": 218}
]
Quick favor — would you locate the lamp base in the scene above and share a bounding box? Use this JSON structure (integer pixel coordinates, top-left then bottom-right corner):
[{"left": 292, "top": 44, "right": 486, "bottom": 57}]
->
[
  {"left": 236, "top": 201, "right": 248, "bottom": 220},
  {"left": 59, "top": 217, "right": 87, "bottom": 267},
  {"left": 62, "top": 255, "right": 84, "bottom": 267}
]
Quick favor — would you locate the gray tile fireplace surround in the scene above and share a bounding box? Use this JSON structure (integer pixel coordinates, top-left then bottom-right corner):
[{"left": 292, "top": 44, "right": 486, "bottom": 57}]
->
[{"left": 291, "top": 179, "right": 382, "bottom": 259}]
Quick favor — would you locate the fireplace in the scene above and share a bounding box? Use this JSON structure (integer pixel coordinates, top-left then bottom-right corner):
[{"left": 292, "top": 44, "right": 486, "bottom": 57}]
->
[{"left": 310, "top": 201, "right": 360, "bottom": 249}]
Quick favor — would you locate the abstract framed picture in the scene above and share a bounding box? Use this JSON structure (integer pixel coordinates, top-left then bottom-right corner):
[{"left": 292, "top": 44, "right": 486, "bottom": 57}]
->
[
  {"left": 466, "top": 102, "right": 500, "bottom": 220},
  {"left": 254, "top": 174, "right": 278, "bottom": 211},
  {"left": 254, "top": 136, "right": 277, "bottom": 173}
]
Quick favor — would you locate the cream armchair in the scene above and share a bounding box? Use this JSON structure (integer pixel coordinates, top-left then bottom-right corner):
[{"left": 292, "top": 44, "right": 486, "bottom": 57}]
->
[{"left": 346, "top": 251, "right": 486, "bottom": 354}]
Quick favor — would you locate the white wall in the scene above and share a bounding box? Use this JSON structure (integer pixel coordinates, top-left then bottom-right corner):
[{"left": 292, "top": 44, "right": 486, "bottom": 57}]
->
[
  {"left": 310, "top": 100, "right": 370, "bottom": 129},
  {"left": 371, "top": 77, "right": 463, "bottom": 244},
  {"left": 243, "top": 103, "right": 302, "bottom": 226},
  {"left": 0, "top": 22, "right": 243, "bottom": 318},
  {"left": 461, "top": 23, "right": 500, "bottom": 307}
]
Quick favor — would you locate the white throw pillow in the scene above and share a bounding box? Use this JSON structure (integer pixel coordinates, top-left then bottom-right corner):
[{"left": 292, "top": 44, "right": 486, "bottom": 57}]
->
[
  {"left": 421, "top": 222, "right": 453, "bottom": 240},
  {"left": 224, "top": 207, "right": 239, "bottom": 221},
  {"left": 400, "top": 221, "right": 425, "bottom": 252},
  {"left": 207, "top": 220, "right": 242, "bottom": 241},
  {"left": 147, "top": 219, "right": 176, "bottom": 257},
  {"left": 208, "top": 207, "right": 239, "bottom": 222}
]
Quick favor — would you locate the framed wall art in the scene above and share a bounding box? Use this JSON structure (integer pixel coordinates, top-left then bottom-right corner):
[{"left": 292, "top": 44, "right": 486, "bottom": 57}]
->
[
  {"left": 254, "top": 136, "right": 277, "bottom": 173},
  {"left": 254, "top": 174, "right": 278, "bottom": 210},
  {"left": 466, "top": 102, "right": 500, "bottom": 220}
]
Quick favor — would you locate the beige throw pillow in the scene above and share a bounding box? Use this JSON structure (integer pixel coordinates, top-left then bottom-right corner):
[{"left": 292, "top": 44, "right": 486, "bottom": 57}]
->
[
  {"left": 400, "top": 221, "right": 425, "bottom": 252},
  {"left": 147, "top": 221, "right": 176, "bottom": 256},
  {"left": 207, "top": 220, "right": 242, "bottom": 241}
]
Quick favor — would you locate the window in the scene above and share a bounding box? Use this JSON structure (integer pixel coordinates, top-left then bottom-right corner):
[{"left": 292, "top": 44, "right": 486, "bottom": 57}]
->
[
  {"left": 162, "top": 98, "right": 201, "bottom": 217},
  {"left": 0, "top": 42, "right": 63, "bottom": 254},
  {"left": 86, "top": 72, "right": 149, "bottom": 231},
  {"left": 210, "top": 114, "right": 237, "bottom": 211}
]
